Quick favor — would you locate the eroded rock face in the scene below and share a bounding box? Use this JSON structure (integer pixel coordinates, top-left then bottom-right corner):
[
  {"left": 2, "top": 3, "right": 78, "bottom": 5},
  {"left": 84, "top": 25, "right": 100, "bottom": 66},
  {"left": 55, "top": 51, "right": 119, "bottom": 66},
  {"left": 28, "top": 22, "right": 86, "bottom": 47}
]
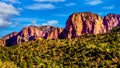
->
[
  {"left": 16, "top": 26, "right": 63, "bottom": 44},
  {"left": 16, "top": 26, "right": 41, "bottom": 43},
  {"left": 59, "top": 12, "right": 106, "bottom": 38},
  {"left": 1, "top": 26, "right": 63, "bottom": 46},
  {"left": 103, "top": 14, "right": 120, "bottom": 32}
]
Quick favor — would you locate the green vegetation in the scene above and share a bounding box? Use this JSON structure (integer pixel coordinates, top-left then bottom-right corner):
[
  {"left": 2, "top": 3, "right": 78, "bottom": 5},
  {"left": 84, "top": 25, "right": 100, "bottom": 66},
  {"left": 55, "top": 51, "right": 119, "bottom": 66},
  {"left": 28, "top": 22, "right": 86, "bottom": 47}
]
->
[
  {"left": 1, "top": 26, "right": 120, "bottom": 68},
  {"left": 0, "top": 59, "right": 18, "bottom": 68}
]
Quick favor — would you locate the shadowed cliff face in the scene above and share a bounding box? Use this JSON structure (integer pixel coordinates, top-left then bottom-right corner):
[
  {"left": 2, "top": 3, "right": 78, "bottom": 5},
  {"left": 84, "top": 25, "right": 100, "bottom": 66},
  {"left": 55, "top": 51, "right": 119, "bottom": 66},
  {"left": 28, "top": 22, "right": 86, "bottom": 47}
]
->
[
  {"left": 0, "top": 32, "right": 18, "bottom": 46},
  {"left": 1, "top": 12, "right": 120, "bottom": 46}
]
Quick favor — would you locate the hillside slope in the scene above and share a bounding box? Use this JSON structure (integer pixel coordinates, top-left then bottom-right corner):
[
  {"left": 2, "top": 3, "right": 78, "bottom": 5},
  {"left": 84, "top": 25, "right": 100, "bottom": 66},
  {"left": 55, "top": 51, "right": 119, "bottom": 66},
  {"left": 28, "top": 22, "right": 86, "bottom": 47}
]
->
[{"left": 0, "top": 26, "right": 120, "bottom": 67}]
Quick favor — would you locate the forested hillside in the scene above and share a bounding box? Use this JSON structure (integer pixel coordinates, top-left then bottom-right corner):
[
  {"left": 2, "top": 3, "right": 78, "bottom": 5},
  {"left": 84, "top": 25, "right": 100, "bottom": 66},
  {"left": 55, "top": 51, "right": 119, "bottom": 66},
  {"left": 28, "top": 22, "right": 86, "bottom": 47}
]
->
[{"left": 1, "top": 26, "right": 120, "bottom": 68}]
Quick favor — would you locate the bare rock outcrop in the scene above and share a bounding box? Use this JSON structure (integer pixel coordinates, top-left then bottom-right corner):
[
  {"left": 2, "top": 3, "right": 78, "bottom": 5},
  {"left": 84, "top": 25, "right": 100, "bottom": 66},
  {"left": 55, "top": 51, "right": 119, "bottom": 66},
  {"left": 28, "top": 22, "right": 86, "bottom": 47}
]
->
[
  {"left": 103, "top": 14, "right": 120, "bottom": 32},
  {"left": 16, "top": 25, "right": 63, "bottom": 44},
  {"left": 1, "top": 26, "right": 63, "bottom": 46},
  {"left": 59, "top": 12, "right": 106, "bottom": 38}
]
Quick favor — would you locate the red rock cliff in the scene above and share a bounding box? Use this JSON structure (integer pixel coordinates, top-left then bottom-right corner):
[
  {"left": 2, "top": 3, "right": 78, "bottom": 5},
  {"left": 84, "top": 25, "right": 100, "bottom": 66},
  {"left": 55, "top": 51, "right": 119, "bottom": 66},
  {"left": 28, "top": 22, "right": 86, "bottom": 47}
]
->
[
  {"left": 16, "top": 25, "right": 63, "bottom": 44},
  {"left": 1, "top": 25, "right": 63, "bottom": 46},
  {"left": 59, "top": 12, "right": 106, "bottom": 38},
  {"left": 103, "top": 14, "right": 120, "bottom": 32}
]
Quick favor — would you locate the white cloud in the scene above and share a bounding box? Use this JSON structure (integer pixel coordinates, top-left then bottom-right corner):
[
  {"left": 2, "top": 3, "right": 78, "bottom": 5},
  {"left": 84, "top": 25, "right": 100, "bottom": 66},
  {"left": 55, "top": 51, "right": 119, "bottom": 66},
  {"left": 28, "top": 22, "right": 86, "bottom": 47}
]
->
[
  {"left": 2, "top": 0, "right": 21, "bottom": 4},
  {"left": 0, "top": 18, "right": 11, "bottom": 28},
  {"left": 17, "top": 7, "right": 23, "bottom": 11},
  {"left": 42, "top": 20, "right": 58, "bottom": 26},
  {"left": 0, "top": 2, "right": 19, "bottom": 28},
  {"left": 103, "top": 5, "right": 115, "bottom": 10},
  {"left": 65, "top": 3, "right": 76, "bottom": 6},
  {"left": 0, "top": 2, "right": 19, "bottom": 15},
  {"left": 34, "top": 0, "right": 65, "bottom": 2},
  {"left": 26, "top": 20, "right": 39, "bottom": 26},
  {"left": 25, "top": 3, "right": 55, "bottom": 10},
  {"left": 85, "top": 0, "right": 102, "bottom": 5}
]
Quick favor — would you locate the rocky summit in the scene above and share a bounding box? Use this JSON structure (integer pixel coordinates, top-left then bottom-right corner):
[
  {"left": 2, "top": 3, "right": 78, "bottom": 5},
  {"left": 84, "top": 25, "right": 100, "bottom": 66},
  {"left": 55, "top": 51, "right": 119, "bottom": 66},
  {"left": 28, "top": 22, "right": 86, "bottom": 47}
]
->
[
  {"left": 59, "top": 12, "right": 120, "bottom": 38},
  {"left": 0, "top": 12, "right": 120, "bottom": 46},
  {"left": 59, "top": 12, "right": 105, "bottom": 38}
]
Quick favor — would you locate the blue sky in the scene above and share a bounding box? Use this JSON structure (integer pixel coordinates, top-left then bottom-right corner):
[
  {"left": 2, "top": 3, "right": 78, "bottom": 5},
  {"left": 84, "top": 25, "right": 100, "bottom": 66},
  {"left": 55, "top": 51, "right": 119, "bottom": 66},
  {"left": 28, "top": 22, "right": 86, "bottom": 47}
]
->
[{"left": 0, "top": 0, "right": 120, "bottom": 38}]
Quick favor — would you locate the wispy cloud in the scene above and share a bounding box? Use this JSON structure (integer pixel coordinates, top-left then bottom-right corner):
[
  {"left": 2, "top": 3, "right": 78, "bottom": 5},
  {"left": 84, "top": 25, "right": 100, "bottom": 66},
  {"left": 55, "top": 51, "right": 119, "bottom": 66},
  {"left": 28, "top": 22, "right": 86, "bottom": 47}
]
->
[
  {"left": 12, "top": 17, "right": 45, "bottom": 22},
  {"left": 25, "top": 3, "right": 56, "bottom": 10},
  {"left": 0, "top": 2, "right": 19, "bottom": 15},
  {"left": 31, "top": 20, "right": 37, "bottom": 25},
  {"left": 85, "top": 0, "right": 102, "bottom": 5},
  {"left": 42, "top": 20, "right": 58, "bottom": 26},
  {"left": 0, "top": 2, "right": 19, "bottom": 28},
  {"left": 9, "top": 22, "right": 19, "bottom": 27},
  {"left": 65, "top": 3, "right": 76, "bottom": 6},
  {"left": 2, "top": 0, "right": 21, "bottom": 4},
  {"left": 17, "top": 7, "right": 23, "bottom": 11},
  {"left": 103, "top": 5, "right": 115, "bottom": 10},
  {"left": 26, "top": 20, "right": 39, "bottom": 26},
  {"left": 34, "top": 0, "right": 65, "bottom": 2},
  {"left": 0, "top": 19, "right": 11, "bottom": 28},
  {"left": 11, "top": 18, "right": 46, "bottom": 27}
]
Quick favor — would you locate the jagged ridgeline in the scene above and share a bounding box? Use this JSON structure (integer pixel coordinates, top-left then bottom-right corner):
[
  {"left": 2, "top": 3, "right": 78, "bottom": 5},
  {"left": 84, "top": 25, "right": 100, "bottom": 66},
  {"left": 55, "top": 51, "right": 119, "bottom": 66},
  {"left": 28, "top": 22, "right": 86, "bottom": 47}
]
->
[
  {"left": 0, "top": 26, "right": 120, "bottom": 67},
  {"left": 0, "top": 12, "right": 120, "bottom": 46}
]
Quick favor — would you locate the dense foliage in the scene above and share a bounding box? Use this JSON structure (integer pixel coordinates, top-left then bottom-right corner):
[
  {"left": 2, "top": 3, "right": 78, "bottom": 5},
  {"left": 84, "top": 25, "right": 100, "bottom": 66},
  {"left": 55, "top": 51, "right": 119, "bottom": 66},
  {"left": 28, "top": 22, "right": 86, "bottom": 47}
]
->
[{"left": 1, "top": 26, "right": 120, "bottom": 68}]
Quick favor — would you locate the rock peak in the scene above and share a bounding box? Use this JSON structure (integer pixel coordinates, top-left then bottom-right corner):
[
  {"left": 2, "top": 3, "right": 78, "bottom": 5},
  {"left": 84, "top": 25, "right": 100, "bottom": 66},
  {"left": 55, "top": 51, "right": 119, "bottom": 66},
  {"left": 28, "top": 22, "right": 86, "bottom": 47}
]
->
[{"left": 59, "top": 12, "right": 106, "bottom": 38}]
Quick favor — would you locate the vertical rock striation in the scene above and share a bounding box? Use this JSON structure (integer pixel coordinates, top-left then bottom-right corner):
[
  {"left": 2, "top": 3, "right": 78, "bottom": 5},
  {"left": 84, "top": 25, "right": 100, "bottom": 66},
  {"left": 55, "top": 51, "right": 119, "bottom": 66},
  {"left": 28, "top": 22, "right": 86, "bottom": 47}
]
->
[{"left": 59, "top": 12, "right": 106, "bottom": 38}]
